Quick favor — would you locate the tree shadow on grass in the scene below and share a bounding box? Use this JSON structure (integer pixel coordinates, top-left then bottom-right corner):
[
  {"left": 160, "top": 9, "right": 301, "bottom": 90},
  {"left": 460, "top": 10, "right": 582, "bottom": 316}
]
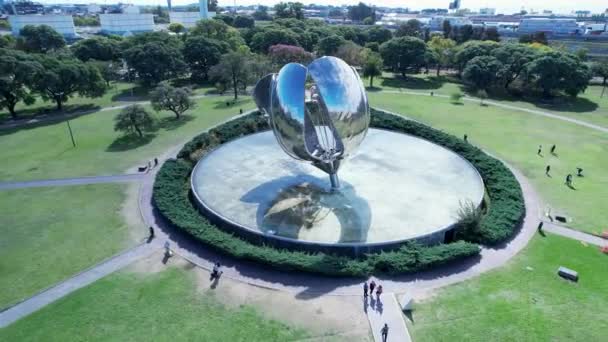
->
[
  {"left": 532, "top": 97, "right": 599, "bottom": 113},
  {"left": 380, "top": 75, "right": 447, "bottom": 90},
  {"left": 111, "top": 85, "right": 151, "bottom": 102},
  {"left": 0, "top": 104, "right": 101, "bottom": 135},
  {"left": 365, "top": 86, "right": 383, "bottom": 92},
  {"left": 212, "top": 98, "right": 250, "bottom": 110},
  {"left": 156, "top": 114, "right": 194, "bottom": 131},
  {"left": 106, "top": 133, "right": 156, "bottom": 152}
]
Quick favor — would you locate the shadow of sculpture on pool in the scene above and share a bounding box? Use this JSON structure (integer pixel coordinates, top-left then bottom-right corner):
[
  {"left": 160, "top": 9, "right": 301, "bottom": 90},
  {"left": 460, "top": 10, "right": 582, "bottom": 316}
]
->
[{"left": 241, "top": 175, "right": 372, "bottom": 243}]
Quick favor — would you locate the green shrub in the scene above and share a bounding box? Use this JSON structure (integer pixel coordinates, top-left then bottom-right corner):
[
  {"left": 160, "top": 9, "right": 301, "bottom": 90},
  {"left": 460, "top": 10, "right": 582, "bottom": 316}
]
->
[
  {"left": 450, "top": 91, "right": 464, "bottom": 104},
  {"left": 153, "top": 108, "right": 523, "bottom": 276}
]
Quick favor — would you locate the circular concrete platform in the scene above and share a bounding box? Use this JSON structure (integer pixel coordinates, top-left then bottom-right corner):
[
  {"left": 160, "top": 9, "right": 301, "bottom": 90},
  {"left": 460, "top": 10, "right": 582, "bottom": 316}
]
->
[{"left": 191, "top": 129, "right": 484, "bottom": 251}]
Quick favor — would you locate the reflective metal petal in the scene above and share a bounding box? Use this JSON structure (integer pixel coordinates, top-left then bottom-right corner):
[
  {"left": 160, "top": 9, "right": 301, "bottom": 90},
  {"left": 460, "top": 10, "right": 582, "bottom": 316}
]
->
[{"left": 307, "top": 56, "right": 370, "bottom": 159}]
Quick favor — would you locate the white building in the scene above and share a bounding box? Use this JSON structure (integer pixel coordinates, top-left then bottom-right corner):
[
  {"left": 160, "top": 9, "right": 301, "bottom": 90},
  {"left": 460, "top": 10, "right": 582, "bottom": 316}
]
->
[
  {"left": 429, "top": 16, "right": 473, "bottom": 31},
  {"left": 87, "top": 4, "right": 102, "bottom": 14},
  {"left": 8, "top": 15, "right": 76, "bottom": 38},
  {"left": 169, "top": 11, "right": 215, "bottom": 28},
  {"left": 518, "top": 18, "right": 580, "bottom": 35},
  {"left": 99, "top": 13, "right": 154, "bottom": 36},
  {"left": 123, "top": 5, "right": 140, "bottom": 14}
]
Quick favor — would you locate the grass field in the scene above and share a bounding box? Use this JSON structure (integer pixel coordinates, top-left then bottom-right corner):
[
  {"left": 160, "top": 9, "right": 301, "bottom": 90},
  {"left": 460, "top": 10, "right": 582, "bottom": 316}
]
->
[
  {"left": 369, "top": 92, "right": 608, "bottom": 234},
  {"left": 0, "top": 266, "right": 309, "bottom": 341},
  {"left": 0, "top": 81, "right": 216, "bottom": 123},
  {"left": 0, "top": 96, "right": 254, "bottom": 181},
  {"left": 0, "top": 184, "right": 136, "bottom": 309},
  {"left": 408, "top": 234, "right": 608, "bottom": 341},
  {"left": 364, "top": 74, "right": 608, "bottom": 128}
]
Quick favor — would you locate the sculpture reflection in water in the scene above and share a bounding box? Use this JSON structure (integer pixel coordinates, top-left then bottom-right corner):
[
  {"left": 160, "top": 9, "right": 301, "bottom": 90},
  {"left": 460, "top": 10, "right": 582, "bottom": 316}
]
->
[
  {"left": 240, "top": 175, "right": 371, "bottom": 243},
  {"left": 253, "top": 56, "right": 370, "bottom": 190}
]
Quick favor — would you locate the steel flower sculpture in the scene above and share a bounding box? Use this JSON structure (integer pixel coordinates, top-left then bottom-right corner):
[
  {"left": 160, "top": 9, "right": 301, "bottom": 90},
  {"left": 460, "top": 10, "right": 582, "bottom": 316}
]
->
[{"left": 253, "top": 56, "right": 370, "bottom": 189}]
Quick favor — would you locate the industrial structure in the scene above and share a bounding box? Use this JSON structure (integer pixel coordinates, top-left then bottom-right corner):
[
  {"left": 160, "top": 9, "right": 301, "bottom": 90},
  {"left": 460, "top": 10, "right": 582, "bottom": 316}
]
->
[
  {"left": 99, "top": 12, "right": 154, "bottom": 36},
  {"left": 8, "top": 14, "right": 76, "bottom": 37},
  {"left": 169, "top": 0, "right": 211, "bottom": 29},
  {"left": 518, "top": 18, "right": 580, "bottom": 35}
]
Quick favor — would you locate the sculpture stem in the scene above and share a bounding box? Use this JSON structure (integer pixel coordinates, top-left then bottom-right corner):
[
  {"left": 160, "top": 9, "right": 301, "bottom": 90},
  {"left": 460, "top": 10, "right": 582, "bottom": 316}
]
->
[{"left": 329, "top": 173, "right": 340, "bottom": 190}]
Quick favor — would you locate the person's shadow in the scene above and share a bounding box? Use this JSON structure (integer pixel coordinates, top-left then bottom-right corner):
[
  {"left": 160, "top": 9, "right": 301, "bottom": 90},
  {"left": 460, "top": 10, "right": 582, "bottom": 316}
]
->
[
  {"left": 363, "top": 296, "right": 368, "bottom": 313},
  {"left": 210, "top": 274, "right": 221, "bottom": 289},
  {"left": 161, "top": 252, "right": 171, "bottom": 264},
  {"left": 376, "top": 298, "right": 384, "bottom": 314},
  {"left": 369, "top": 296, "right": 376, "bottom": 311}
]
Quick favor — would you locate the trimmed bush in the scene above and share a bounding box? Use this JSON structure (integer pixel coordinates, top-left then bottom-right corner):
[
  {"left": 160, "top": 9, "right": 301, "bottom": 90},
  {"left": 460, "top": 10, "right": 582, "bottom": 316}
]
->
[{"left": 153, "top": 108, "right": 524, "bottom": 276}]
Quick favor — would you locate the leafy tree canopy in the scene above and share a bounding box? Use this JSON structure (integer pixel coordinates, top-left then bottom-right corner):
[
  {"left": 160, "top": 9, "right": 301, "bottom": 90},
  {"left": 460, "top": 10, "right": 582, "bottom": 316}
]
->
[{"left": 17, "top": 25, "right": 65, "bottom": 53}]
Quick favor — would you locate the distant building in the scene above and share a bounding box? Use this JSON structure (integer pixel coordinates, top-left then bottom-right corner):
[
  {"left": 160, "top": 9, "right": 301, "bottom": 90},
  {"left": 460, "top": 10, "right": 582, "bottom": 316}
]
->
[
  {"left": 518, "top": 18, "right": 580, "bottom": 35},
  {"left": 429, "top": 16, "right": 473, "bottom": 31},
  {"left": 8, "top": 14, "right": 76, "bottom": 37},
  {"left": 170, "top": 12, "right": 203, "bottom": 28},
  {"left": 479, "top": 8, "right": 495, "bottom": 16},
  {"left": 87, "top": 4, "right": 102, "bottom": 14},
  {"left": 122, "top": 5, "right": 140, "bottom": 15},
  {"left": 99, "top": 13, "right": 154, "bottom": 35}
]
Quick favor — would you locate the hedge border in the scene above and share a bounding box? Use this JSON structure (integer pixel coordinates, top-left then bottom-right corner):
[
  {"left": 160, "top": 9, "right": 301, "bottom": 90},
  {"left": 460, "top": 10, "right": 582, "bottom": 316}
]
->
[{"left": 152, "top": 109, "right": 524, "bottom": 276}]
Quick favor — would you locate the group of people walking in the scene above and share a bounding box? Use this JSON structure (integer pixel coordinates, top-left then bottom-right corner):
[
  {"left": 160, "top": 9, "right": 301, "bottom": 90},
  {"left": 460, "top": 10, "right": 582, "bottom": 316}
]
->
[{"left": 363, "top": 280, "right": 383, "bottom": 299}]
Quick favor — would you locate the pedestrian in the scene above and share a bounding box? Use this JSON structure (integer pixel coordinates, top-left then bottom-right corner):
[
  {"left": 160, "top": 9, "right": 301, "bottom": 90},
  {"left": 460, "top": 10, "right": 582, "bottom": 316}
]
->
[
  {"left": 464, "top": 134, "right": 468, "bottom": 142},
  {"left": 211, "top": 262, "right": 222, "bottom": 279},
  {"left": 565, "top": 174, "right": 573, "bottom": 187},
  {"left": 577, "top": 167, "right": 583, "bottom": 177},
  {"left": 154, "top": 158, "right": 158, "bottom": 167},
  {"left": 369, "top": 280, "right": 376, "bottom": 294},
  {"left": 537, "top": 145, "right": 542, "bottom": 156},
  {"left": 537, "top": 221, "right": 544, "bottom": 233},
  {"left": 239, "top": 108, "right": 243, "bottom": 114},
  {"left": 381, "top": 323, "right": 389, "bottom": 342},
  {"left": 363, "top": 282, "right": 369, "bottom": 298},
  {"left": 430, "top": 91, "right": 434, "bottom": 96},
  {"left": 545, "top": 165, "right": 551, "bottom": 176},
  {"left": 147, "top": 160, "right": 151, "bottom": 171},
  {"left": 376, "top": 284, "right": 383, "bottom": 299},
  {"left": 164, "top": 241, "right": 173, "bottom": 257},
  {"left": 149, "top": 226, "right": 155, "bottom": 239},
  {"left": 550, "top": 144, "right": 556, "bottom": 155}
]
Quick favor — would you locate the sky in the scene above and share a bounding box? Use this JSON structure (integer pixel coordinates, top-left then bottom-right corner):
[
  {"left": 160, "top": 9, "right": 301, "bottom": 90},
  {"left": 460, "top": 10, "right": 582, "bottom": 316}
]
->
[{"left": 39, "top": 1, "right": 607, "bottom": 16}]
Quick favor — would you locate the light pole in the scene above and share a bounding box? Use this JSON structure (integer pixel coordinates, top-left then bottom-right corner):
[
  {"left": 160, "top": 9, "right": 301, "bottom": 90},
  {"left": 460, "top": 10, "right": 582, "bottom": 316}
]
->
[{"left": 66, "top": 120, "right": 76, "bottom": 147}]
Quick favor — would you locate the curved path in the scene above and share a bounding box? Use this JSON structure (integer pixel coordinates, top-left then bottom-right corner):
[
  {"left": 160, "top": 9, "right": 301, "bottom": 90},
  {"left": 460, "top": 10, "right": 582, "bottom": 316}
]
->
[{"left": 138, "top": 154, "right": 541, "bottom": 297}]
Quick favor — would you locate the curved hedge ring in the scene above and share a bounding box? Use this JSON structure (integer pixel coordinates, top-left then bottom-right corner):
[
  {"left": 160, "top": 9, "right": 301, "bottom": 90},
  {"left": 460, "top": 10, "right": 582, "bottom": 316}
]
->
[{"left": 152, "top": 108, "right": 524, "bottom": 276}]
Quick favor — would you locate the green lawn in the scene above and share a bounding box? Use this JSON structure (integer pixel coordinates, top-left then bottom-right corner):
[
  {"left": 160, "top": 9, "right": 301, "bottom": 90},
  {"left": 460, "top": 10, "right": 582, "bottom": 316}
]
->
[
  {"left": 0, "top": 81, "right": 216, "bottom": 123},
  {"left": 370, "top": 92, "right": 608, "bottom": 235},
  {"left": 364, "top": 73, "right": 608, "bottom": 128},
  {"left": 408, "top": 234, "right": 608, "bottom": 341},
  {"left": 0, "top": 184, "right": 136, "bottom": 309},
  {"left": 0, "top": 266, "right": 309, "bottom": 341},
  {"left": 0, "top": 96, "right": 254, "bottom": 181}
]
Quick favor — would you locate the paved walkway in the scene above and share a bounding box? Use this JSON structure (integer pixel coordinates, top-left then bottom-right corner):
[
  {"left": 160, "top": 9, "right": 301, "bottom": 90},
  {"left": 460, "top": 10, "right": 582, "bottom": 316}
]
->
[
  {"left": 366, "top": 293, "right": 411, "bottom": 342},
  {"left": 0, "top": 243, "right": 159, "bottom": 328},
  {"left": 0, "top": 173, "right": 144, "bottom": 191},
  {"left": 543, "top": 221, "right": 607, "bottom": 247}
]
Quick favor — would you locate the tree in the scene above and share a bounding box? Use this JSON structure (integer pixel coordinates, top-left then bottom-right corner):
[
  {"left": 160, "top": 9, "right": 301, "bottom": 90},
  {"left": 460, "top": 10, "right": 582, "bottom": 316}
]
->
[
  {"left": 380, "top": 36, "right": 428, "bottom": 77},
  {"left": 442, "top": 20, "right": 452, "bottom": 38},
  {"left": 233, "top": 15, "right": 255, "bottom": 28},
  {"left": 168, "top": 23, "right": 185, "bottom": 34},
  {"left": 526, "top": 51, "right": 591, "bottom": 97},
  {"left": 122, "top": 33, "right": 186, "bottom": 85},
  {"left": 454, "top": 40, "right": 499, "bottom": 73},
  {"left": 183, "top": 36, "right": 228, "bottom": 81},
  {"left": 268, "top": 44, "right": 313, "bottom": 66},
  {"left": 251, "top": 28, "right": 299, "bottom": 53},
  {"left": 427, "top": 36, "right": 456, "bottom": 76},
  {"left": 274, "top": 2, "right": 304, "bottom": 20},
  {"left": 208, "top": 0, "right": 218, "bottom": 11},
  {"left": 361, "top": 49, "right": 383, "bottom": 88},
  {"left": 0, "top": 49, "right": 41, "bottom": 119},
  {"left": 114, "top": 105, "right": 154, "bottom": 138},
  {"left": 366, "top": 25, "right": 392, "bottom": 44},
  {"left": 213, "top": 14, "right": 234, "bottom": 26},
  {"left": 17, "top": 25, "right": 65, "bottom": 53},
  {"left": 362, "top": 17, "right": 374, "bottom": 25},
  {"left": 209, "top": 48, "right": 253, "bottom": 100},
  {"left": 348, "top": 2, "right": 374, "bottom": 22},
  {"left": 150, "top": 82, "right": 195, "bottom": 119},
  {"left": 190, "top": 19, "right": 245, "bottom": 49},
  {"left": 462, "top": 56, "right": 504, "bottom": 92},
  {"left": 88, "top": 60, "right": 121, "bottom": 86},
  {"left": 31, "top": 55, "right": 107, "bottom": 111},
  {"left": 253, "top": 6, "right": 272, "bottom": 21},
  {"left": 71, "top": 36, "right": 121, "bottom": 62},
  {"left": 491, "top": 44, "right": 537, "bottom": 89},
  {"left": 592, "top": 60, "right": 608, "bottom": 97},
  {"left": 317, "top": 35, "right": 345, "bottom": 56},
  {"left": 483, "top": 27, "right": 500, "bottom": 42},
  {"left": 365, "top": 42, "right": 380, "bottom": 52},
  {"left": 396, "top": 19, "right": 423, "bottom": 38},
  {"left": 335, "top": 41, "right": 364, "bottom": 66},
  {"left": 519, "top": 32, "right": 548, "bottom": 45}
]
